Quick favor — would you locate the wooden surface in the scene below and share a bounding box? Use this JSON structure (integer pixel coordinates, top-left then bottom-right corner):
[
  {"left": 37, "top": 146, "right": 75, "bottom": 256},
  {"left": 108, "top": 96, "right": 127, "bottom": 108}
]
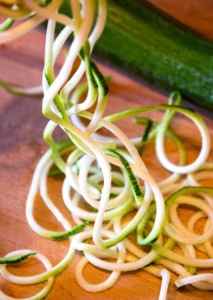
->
[{"left": 0, "top": 1, "right": 213, "bottom": 299}]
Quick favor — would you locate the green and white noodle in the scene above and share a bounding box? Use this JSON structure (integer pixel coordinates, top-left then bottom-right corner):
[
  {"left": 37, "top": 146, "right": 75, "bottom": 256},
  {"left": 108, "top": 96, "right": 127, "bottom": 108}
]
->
[{"left": 0, "top": 1, "right": 213, "bottom": 300}]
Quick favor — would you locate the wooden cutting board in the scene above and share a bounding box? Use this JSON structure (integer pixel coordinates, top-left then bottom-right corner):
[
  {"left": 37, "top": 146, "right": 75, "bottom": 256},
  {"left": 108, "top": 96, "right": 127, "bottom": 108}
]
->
[{"left": 0, "top": 1, "right": 213, "bottom": 299}]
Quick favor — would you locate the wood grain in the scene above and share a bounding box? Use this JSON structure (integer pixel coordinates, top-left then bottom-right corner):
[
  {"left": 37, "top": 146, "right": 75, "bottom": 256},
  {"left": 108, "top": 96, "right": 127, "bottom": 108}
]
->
[{"left": 0, "top": 1, "right": 213, "bottom": 299}]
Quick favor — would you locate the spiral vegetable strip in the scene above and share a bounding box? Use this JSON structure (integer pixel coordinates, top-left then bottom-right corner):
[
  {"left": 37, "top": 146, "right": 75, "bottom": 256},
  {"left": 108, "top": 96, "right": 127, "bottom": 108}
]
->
[
  {"left": 0, "top": 1, "right": 62, "bottom": 43},
  {"left": 0, "top": 1, "right": 213, "bottom": 300},
  {"left": 0, "top": 250, "right": 54, "bottom": 300},
  {"left": 0, "top": 18, "right": 14, "bottom": 31}
]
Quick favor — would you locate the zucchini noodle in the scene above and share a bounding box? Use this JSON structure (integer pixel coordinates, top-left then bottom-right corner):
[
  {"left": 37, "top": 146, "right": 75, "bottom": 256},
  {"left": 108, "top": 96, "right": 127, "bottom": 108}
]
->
[
  {"left": 0, "top": 1, "right": 213, "bottom": 300},
  {"left": 0, "top": 250, "right": 54, "bottom": 300}
]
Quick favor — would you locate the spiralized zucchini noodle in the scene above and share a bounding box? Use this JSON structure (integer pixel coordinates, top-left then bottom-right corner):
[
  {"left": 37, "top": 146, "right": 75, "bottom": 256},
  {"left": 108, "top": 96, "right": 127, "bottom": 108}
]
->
[{"left": 0, "top": 1, "right": 213, "bottom": 299}]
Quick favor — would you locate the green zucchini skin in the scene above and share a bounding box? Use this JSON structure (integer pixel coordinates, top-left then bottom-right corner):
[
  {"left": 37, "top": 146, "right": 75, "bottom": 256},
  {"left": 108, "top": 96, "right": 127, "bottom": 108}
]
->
[{"left": 60, "top": 0, "right": 213, "bottom": 110}]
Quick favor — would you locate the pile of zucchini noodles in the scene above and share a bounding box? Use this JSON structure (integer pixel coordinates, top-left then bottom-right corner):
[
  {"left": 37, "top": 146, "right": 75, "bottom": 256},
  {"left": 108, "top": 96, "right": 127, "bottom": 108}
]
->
[{"left": 0, "top": 1, "right": 213, "bottom": 299}]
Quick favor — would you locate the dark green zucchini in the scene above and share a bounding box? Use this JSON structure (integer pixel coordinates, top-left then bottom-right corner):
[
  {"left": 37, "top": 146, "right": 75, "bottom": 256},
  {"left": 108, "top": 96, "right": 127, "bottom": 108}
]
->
[{"left": 59, "top": 0, "right": 213, "bottom": 110}]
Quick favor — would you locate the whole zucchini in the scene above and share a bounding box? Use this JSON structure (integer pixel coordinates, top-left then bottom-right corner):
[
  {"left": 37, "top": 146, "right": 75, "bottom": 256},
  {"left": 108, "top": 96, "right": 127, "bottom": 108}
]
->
[{"left": 60, "top": 0, "right": 213, "bottom": 110}]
